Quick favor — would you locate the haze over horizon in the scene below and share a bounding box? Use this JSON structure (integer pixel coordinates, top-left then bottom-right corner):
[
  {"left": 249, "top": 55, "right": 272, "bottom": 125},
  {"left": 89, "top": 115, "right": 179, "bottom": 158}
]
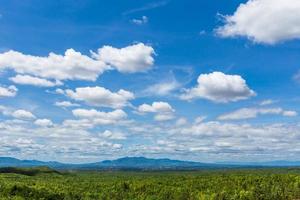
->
[{"left": 0, "top": 0, "right": 300, "bottom": 163}]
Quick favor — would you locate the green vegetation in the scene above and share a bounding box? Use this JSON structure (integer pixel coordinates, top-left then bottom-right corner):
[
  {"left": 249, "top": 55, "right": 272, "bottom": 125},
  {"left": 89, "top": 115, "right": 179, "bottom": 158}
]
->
[
  {"left": 1, "top": 168, "right": 300, "bottom": 199},
  {"left": 0, "top": 167, "right": 61, "bottom": 176}
]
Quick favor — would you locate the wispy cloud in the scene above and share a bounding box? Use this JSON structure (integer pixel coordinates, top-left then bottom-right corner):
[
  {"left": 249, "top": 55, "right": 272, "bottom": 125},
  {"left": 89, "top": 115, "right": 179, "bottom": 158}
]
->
[
  {"left": 123, "top": 0, "right": 170, "bottom": 15},
  {"left": 293, "top": 70, "right": 300, "bottom": 83},
  {"left": 131, "top": 16, "right": 148, "bottom": 25},
  {"left": 218, "top": 107, "right": 297, "bottom": 121},
  {"left": 143, "top": 79, "right": 180, "bottom": 97},
  {"left": 259, "top": 99, "right": 277, "bottom": 106}
]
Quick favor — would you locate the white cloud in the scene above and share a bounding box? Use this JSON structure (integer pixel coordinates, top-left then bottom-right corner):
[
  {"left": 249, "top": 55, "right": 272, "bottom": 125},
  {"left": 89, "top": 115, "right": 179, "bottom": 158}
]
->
[
  {"left": 12, "top": 110, "right": 36, "bottom": 120},
  {"left": 0, "top": 49, "right": 108, "bottom": 81},
  {"left": 62, "top": 119, "right": 95, "bottom": 130},
  {"left": 165, "top": 121, "right": 299, "bottom": 150},
  {"left": 54, "top": 101, "right": 79, "bottom": 108},
  {"left": 218, "top": 107, "right": 297, "bottom": 121},
  {"left": 65, "top": 86, "right": 134, "bottom": 109},
  {"left": 0, "top": 85, "right": 17, "bottom": 98},
  {"left": 34, "top": 119, "right": 53, "bottom": 127},
  {"left": 10, "top": 75, "right": 62, "bottom": 87},
  {"left": 144, "top": 79, "right": 180, "bottom": 96},
  {"left": 125, "top": 119, "right": 300, "bottom": 162},
  {"left": 55, "top": 88, "right": 65, "bottom": 95},
  {"left": 100, "top": 130, "right": 126, "bottom": 140},
  {"left": 175, "top": 118, "right": 188, "bottom": 126},
  {"left": 0, "top": 43, "right": 155, "bottom": 84},
  {"left": 259, "top": 99, "right": 275, "bottom": 106},
  {"left": 194, "top": 116, "right": 206, "bottom": 124},
  {"left": 132, "top": 16, "right": 148, "bottom": 25},
  {"left": 138, "top": 101, "right": 174, "bottom": 113},
  {"left": 180, "top": 72, "right": 255, "bottom": 103},
  {"left": 283, "top": 110, "right": 298, "bottom": 117},
  {"left": 0, "top": 119, "right": 124, "bottom": 162},
  {"left": 94, "top": 43, "right": 155, "bottom": 73},
  {"left": 154, "top": 114, "right": 175, "bottom": 121},
  {"left": 216, "top": 0, "right": 300, "bottom": 44},
  {"left": 137, "top": 101, "right": 175, "bottom": 121},
  {"left": 0, "top": 109, "right": 300, "bottom": 162},
  {"left": 72, "top": 108, "right": 127, "bottom": 126}
]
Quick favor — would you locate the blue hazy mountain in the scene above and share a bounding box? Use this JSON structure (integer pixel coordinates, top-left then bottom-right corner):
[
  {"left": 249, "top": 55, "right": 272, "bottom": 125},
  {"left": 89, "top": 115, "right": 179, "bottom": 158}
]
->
[
  {"left": 0, "top": 157, "right": 67, "bottom": 168},
  {"left": 82, "top": 157, "right": 220, "bottom": 169},
  {"left": 0, "top": 157, "right": 220, "bottom": 169},
  {"left": 0, "top": 157, "right": 45, "bottom": 167},
  {"left": 217, "top": 160, "right": 300, "bottom": 167},
  {"left": 1, "top": 157, "right": 300, "bottom": 170}
]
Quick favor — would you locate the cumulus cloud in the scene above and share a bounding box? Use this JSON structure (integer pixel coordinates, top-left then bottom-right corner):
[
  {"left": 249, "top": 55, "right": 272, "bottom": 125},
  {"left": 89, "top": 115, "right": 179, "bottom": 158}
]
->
[
  {"left": 132, "top": 16, "right": 148, "bottom": 25},
  {"left": 0, "top": 85, "right": 18, "bottom": 98},
  {"left": 138, "top": 101, "right": 174, "bottom": 113},
  {"left": 218, "top": 107, "right": 297, "bottom": 121},
  {"left": 94, "top": 43, "right": 155, "bottom": 73},
  {"left": 10, "top": 75, "right": 62, "bottom": 87},
  {"left": 125, "top": 118, "right": 300, "bottom": 161},
  {"left": 0, "top": 43, "right": 155, "bottom": 85},
  {"left": 216, "top": 0, "right": 300, "bottom": 44},
  {"left": 0, "top": 49, "right": 108, "bottom": 81},
  {"left": 11, "top": 110, "right": 36, "bottom": 120},
  {"left": 34, "top": 119, "right": 53, "bottom": 127},
  {"left": 164, "top": 121, "right": 300, "bottom": 154},
  {"left": 72, "top": 108, "right": 127, "bottom": 126},
  {"left": 180, "top": 72, "right": 255, "bottom": 103},
  {"left": 0, "top": 109, "right": 300, "bottom": 161},
  {"left": 65, "top": 86, "right": 134, "bottom": 109},
  {"left": 137, "top": 101, "right": 175, "bottom": 121},
  {"left": 100, "top": 130, "right": 127, "bottom": 140},
  {"left": 55, "top": 88, "right": 65, "bottom": 95},
  {"left": 0, "top": 119, "right": 124, "bottom": 161}
]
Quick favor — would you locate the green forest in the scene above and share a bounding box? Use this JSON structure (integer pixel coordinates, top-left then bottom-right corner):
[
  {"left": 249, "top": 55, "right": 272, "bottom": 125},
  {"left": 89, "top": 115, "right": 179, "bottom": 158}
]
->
[{"left": 1, "top": 167, "right": 300, "bottom": 200}]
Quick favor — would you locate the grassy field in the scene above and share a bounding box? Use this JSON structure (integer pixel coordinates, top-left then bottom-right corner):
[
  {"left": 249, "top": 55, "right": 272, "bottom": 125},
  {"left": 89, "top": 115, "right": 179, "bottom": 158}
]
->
[{"left": 0, "top": 168, "right": 300, "bottom": 200}]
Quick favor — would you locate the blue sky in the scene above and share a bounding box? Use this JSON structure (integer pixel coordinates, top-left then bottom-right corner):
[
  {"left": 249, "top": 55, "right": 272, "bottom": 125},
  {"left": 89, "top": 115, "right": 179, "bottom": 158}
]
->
[{"left": 0, "top": 0, "right": 300, "bottom": 163}]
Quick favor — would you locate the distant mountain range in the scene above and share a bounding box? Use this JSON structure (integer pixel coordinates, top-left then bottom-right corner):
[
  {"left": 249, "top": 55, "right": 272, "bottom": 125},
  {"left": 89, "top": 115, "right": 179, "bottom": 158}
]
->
[
  {"left": 217, "top": 160, "right": 300, "bottom": 167},
  {"left": 0, "top": 157, "right": 300, "bottom": 170}
]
